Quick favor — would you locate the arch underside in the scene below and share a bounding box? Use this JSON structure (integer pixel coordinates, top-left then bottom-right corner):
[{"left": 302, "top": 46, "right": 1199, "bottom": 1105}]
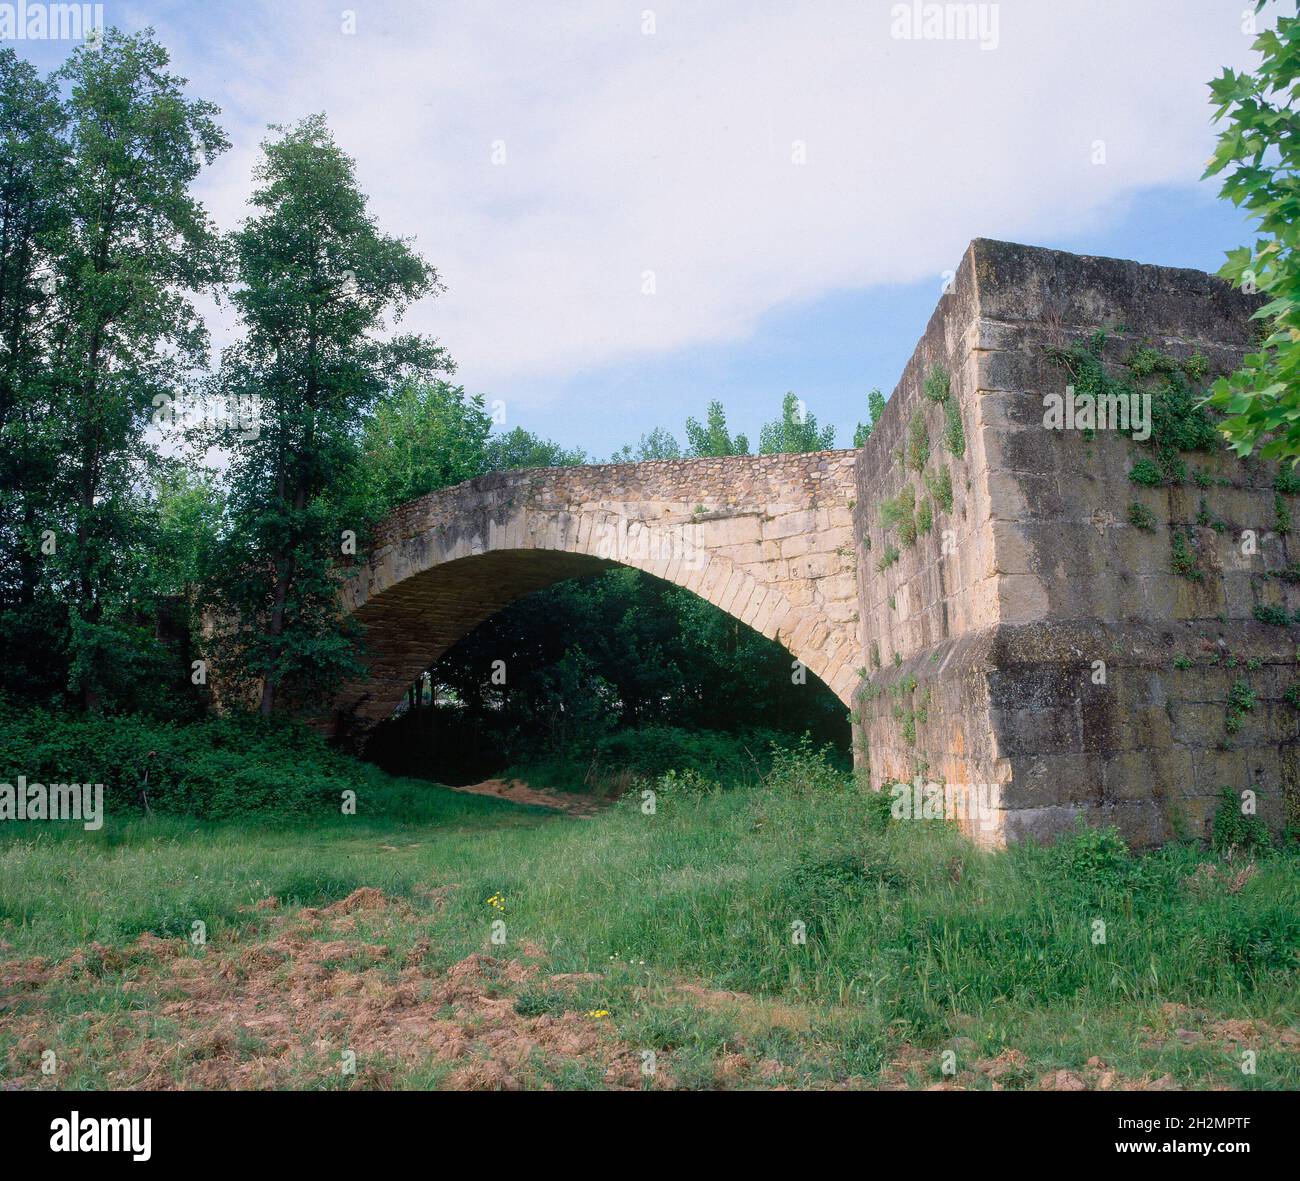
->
[{"left": 332, "top": 525, "right": 858, "bottom": 737}]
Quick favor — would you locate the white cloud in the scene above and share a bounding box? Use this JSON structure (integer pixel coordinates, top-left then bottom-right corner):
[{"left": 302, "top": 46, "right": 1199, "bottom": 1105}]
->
[{"left": 159, "top": 0, "right": 1270, "bottom": 398}]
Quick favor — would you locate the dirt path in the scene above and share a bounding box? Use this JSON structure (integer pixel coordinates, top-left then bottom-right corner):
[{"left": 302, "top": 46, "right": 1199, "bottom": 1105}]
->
[{"left": 446, "top": 778, "right": 603, "bottom": 817}]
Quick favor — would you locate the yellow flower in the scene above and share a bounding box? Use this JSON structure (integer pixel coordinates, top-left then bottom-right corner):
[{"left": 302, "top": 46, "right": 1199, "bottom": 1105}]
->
[{"left": 586, "top": 1009, "right": 610, "bottom": 1019}]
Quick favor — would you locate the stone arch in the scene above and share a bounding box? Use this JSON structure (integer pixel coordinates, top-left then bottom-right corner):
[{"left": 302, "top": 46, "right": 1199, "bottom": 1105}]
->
[{"left": 330, "top": 454, "right": 861, "bottom": 737}]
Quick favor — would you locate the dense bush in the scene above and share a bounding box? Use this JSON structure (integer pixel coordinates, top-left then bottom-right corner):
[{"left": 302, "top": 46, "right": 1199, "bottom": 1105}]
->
[{"left": 0, "top": 699, "right": 364, "bottom": 820}]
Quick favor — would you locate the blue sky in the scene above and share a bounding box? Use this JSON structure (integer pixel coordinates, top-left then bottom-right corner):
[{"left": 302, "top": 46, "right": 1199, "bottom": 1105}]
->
[{"left": 7, "top": 0, "right": 1275, "bottom": 457}]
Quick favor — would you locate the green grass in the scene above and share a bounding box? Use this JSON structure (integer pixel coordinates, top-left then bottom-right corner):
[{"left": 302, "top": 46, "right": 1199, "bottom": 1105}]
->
[{"left": 2, "top": 763, "right": 1297, "bottom": 1090}]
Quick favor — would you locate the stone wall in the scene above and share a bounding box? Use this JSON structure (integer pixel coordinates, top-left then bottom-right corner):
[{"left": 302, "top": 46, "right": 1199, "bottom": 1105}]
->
[{"left": 853, "top": 238, "right": 1290, "bottom": 848}]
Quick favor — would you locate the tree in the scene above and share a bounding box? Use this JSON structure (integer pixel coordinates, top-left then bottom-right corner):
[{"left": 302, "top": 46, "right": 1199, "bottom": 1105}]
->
[
  {"left": 43, "top": 30, "right": 228, "bottom": 709},
  {"left": 212, "top": 114, "right": 450, "bottom": 715},
  {"left": 484, "top": 426, "right": 585, "bottom": 470},
  {"left": 0, "top": 49, "right": 69, "bottom": 702},
  {"left": 1204, "top": 3, "right": 1300, "bottom": 462},
  {"left": 363, "top": 379, "right": 492, "bottom": 512},
  {"left": 684, "top": 400, "right": 749, "bottom": 457},
  {"left": 610, "top": 426, "right": 681, "bottom": 462},
  {"left": 853, "top": 388, "right": 887, "bottom": 446},
  {"left": 758, "top": 391, "right": 835, "bottom": 454}
]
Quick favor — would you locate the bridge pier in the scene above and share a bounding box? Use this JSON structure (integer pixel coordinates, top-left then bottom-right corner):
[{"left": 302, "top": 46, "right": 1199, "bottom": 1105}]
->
[{"left": 853, "top": 238, "right": 1289, "bottom": 847}]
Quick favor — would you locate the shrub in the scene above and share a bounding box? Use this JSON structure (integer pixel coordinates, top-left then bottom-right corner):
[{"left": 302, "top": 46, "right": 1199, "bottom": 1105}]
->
[
  {"left": 775, "top": 849, "right": 902, "bottom": 939},
  {"left": 763, "top": 734, "right": 847, "bottom": 794},
  {"left": 880, "top": 485, "right": 917, "bottom": 546},
  {"left": 1052, "top": 819, "right": 1130, "bottom": 882},
  {"left": 1277, "top": 494, "right": 1293, "bottom": 536},
  {"left": 1212, "top": 788, "right": 1271, "bottom": 854},
  {"left": 1128, "top": 502, "right": 1156, "bottom": 530},
  {"left": 1171, "top": 529, "right": 1201, "bottom": 580},
  {"left": 907, "top": 411, "right": 929, "bottom": 473},
  {"left": 0, "top": 704, "right": 358, "bottom": 820},
  {"left": 588, "top": 726, "right": 760, "bottom": 784},
  {"left": 924, "top": 466, "right": 954, "bottom": 514},
  {"left": 1226, "top": 679, "right": 1257, "bottom": 735},
  {"left": 652, "top": 767, "right": 723, "bottom": 797},
  {"left": 1276, "top": 467, "right": 1300, "bottom": 496},
  {"left": 1253, "top": 603, "right": 1291, "bottom": 627},
  {"left": 916, "top": 496, "right": 934, "bottom": 536},
  {"left": 943, "top": 397, "right": 965, "bottom": 457},
  {"left": 923, "top": 364, "right": 950, "bottom": 403},
  {"left": 1129, "top": 458, "right": 1165, "bottom": 487}
]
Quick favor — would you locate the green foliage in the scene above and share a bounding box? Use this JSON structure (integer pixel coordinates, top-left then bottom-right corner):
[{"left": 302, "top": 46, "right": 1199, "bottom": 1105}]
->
[
  {"left": 1127, "top": 502, "right": 1156, "bottom": 530},
  {"left": 1277, "top": 493, "right": 1293, "bottom": 535},
  {"left": 924, "top": 466, "right": 954, "bottom": 513},
  {"left": 1254, "top": 603, "right": 1291, "bottom": 627},
  {"left": 362, "top": 380, "right": 493, "bottom": 512},
  {"left": 210, "top": 114, "right": 449, "bottom": 714},
  {"left": 762, "top": 734, "right": 846, "bottom": 795},
  {"left": 906, "top": 410, "right": 929, "bottom": 473},
  {"left": 1204, "top": 7, "right": 1300, "bottom": 463},
  {"left": 0, "top": 34, "right": 231, "bottom": 710},
  {"left": 1052, "top": 342, "right": 1216, "bottom": 485},
  {"left": 1171, "top": 528, "right": 1202, "bottom": 580},
  {"left": 1277, "top": 467, "right": 1300, "bottom": 495},
  {"left": 1212, "top": 788, "right": 1271, "bottom": 854},
  {"left": 484, "top": 427, "right": 585, "bottom": 470},
  {"left": 759, "top": 392, "right": 835, "bottom": 454},
  {"left": 1129, "top": 458, "right": 1166, "bottom": 487},
  {"left": 943, "top": 397, "right": 966, "bottom": 457},
  {"left": 880, "top": 485, "right": 917, "bottom": 546},
  {"left": 1196, "top": 498, "right": 1227, "bottom": 532},
  {"left": 776, "top": 849, "right": 902, "bottom": 939},
  {"left": 609, "top": 427, "right": 682, "bottom": 463},
  {"left": 1051, "top": 820, "right": 1131, "bottom": 884},
  {"left": 0, "top": 701, "right": 361, "bottom": 819},
  {"left": 684, "top": 400, "right": 749, "bottom": 457},
  {"left": 854, "top": 388, "right": 887, "bottom": 447},
  {"left": 923, "top": 365, "right": 950, "bottom": 403},
  {"left": 876, "top": 543, "right": 900, "bottom": 572},
  {"left": 916, "top": 497, "right": 934, "bottom": 536},
  {"left": 1226, "top": 678, "right": 1257, "bottom": 734}
]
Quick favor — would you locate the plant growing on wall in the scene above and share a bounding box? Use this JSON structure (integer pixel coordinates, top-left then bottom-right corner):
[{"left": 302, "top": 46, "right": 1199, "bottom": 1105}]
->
[
  {"left": 925, "top": 466, "right": 954, "bottom": 513},
  {"left": 880, "top": 485, "right": 917, "bottom": 546},
  {"left": 907, "top": 411, "right": 929, "bottom": 472}
]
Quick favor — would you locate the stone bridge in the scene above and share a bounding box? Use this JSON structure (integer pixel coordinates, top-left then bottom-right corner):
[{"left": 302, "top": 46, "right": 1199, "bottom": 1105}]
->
[
  {"left": 337, "top": 238, "right": 1297, "bottom": 850},
  {"left": 332, "top": 451, "right": 860, "bottom": 734}
]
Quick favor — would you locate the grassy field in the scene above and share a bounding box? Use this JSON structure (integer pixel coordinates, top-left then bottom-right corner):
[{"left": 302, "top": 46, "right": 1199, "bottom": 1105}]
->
[{"left": 1, "top": 764, "right": 1298, "bottom": 1090}]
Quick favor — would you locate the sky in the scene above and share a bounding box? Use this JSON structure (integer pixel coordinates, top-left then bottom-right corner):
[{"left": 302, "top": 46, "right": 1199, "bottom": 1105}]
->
[{"left": 8, "top": 0, "right": 1281, "bottom": 459}]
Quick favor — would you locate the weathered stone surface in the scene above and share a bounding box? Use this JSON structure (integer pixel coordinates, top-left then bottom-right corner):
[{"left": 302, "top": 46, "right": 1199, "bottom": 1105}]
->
[
  {"left": 330, "top": 451, "right": 861, "bottom": 735},
  {"left": 331, "top": 238, "right": 1294, "bottom": 851},
  {"left": 853, "top": 239, "right": 1289, "bottom": 848}
]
